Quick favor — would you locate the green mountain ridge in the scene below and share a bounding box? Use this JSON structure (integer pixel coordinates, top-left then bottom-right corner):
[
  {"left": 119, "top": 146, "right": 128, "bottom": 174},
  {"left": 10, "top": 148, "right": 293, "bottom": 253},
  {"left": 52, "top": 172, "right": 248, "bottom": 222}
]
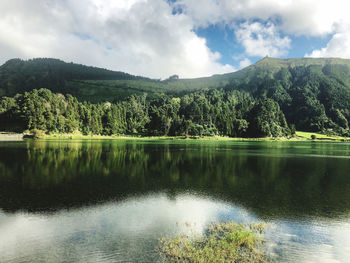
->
[
  {"left": 0, "top": 58, "right": 149, "bottom": 98},
  {"left": 2, "top": 57, "right": 350, "bottom": 101}
]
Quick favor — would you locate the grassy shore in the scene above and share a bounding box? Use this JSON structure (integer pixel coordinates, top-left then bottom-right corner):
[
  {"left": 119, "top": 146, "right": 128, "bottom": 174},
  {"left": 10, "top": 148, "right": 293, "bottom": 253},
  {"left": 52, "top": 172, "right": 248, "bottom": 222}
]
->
[
  {"left": 43, "top": 133, "right": 280, "bottom": 141},
  {"left": 295, "top": 131, "right": 350, "bottom": 141},
  {"left": 41, "top": 132, "right": 350, "bottom": 142},
  {"left": 1, "top": 130, "right": 349, "bottom": 142}
]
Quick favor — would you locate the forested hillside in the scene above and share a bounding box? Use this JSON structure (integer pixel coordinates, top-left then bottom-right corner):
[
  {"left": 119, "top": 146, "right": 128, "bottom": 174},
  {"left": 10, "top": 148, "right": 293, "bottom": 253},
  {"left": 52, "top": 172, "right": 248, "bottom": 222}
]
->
[
  {"left": 0, "top": 57, "right": 350, "bottom": 137},
  {"left": 0, "top": 88, "right": 291, "bottom": 137}
]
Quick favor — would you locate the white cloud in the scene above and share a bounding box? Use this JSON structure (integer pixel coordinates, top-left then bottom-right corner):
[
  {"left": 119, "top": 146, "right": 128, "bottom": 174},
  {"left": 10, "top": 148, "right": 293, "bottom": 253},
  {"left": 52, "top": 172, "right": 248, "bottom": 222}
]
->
[
  {"left": 235, "top": 22, "right": 291, "bottom": 57},
  {"left": 239, "top": 58, "right": 252, "bottom": 69},
  {"left": 174, "top": 0, "right": 350, "bottom": 36},
  {"left": 306, "top": 30, "right": 350, "bottom": 58},
  {"left": 2, "top": 0, "right": 350, "bottom": 78},
  {"left": 174, "top": 0, "right": 350, "bottom": 61},
  {"left": 0, "top": 0, "right": 234, "bottom": 79},
  {"left": 0, "top": 194, "right": 235, "bottom": 262}
]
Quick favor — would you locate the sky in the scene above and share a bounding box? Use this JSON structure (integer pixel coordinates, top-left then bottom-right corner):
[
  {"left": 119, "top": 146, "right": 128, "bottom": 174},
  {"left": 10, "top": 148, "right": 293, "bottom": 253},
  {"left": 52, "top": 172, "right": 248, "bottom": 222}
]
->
[{"left": 1, "top": 0, "right": 350, "bottom": 79}]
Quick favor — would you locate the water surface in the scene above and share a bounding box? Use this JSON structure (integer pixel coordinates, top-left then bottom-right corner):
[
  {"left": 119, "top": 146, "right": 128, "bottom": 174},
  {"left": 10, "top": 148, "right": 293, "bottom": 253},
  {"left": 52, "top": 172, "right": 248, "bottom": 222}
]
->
[{"left": 1, "top": 139, "right": 350, "bottom": 262}]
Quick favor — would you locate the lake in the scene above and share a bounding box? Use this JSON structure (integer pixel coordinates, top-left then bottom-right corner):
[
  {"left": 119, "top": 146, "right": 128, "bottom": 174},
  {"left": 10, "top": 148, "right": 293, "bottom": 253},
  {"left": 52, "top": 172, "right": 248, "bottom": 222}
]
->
[{"left": 1, "top": 139, "right": 350, "bottom": 262}]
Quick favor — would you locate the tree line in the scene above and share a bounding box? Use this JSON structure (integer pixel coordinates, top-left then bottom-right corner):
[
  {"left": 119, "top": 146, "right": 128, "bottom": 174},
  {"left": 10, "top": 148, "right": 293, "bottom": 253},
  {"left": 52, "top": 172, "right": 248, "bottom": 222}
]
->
[{"left": 0, "top": 88, "right": 291, "bottom": 137}]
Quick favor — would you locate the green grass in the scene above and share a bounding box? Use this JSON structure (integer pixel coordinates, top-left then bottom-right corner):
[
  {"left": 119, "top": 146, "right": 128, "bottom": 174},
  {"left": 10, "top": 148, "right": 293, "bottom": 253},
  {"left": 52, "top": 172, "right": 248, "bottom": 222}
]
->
[
  {"left": 158, "top": 222, "right": 267, "bottom": 263},
  {"left": 40, "top": 133, "right": 291, "bottom": 142},
  {"left": 295, "top": 131, "right": 350, "bottom": 141},
  {"left": 22, "top": 130, "right": 350, "bottom": 142}
]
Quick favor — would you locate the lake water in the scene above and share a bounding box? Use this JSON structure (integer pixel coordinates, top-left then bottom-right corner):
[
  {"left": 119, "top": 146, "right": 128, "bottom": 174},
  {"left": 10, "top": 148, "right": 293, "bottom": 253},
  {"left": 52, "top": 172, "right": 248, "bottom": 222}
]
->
[{"left": 1, "top": 139, "right": 350, "bottom": 262}]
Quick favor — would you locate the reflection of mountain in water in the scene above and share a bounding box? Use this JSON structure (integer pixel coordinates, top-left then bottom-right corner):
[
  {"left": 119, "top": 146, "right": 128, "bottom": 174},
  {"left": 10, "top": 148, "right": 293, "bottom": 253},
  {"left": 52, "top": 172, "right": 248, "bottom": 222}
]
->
[{"left": 1, "top": 140, "right": 350, "bottom": 219}]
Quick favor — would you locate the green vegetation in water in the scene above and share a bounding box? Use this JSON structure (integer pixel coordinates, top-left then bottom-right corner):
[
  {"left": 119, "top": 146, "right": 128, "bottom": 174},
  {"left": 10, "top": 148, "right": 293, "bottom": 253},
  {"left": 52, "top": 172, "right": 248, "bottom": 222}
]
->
[{"left": 158, "top": 222, "right": 266, "bottom": 263}]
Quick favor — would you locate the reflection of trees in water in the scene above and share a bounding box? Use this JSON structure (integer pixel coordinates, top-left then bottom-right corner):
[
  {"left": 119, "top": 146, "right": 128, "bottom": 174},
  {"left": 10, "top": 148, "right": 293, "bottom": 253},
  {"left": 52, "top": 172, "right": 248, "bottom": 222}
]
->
[{"left": 1, "top": 141, "right": 350, "bottom": 218}]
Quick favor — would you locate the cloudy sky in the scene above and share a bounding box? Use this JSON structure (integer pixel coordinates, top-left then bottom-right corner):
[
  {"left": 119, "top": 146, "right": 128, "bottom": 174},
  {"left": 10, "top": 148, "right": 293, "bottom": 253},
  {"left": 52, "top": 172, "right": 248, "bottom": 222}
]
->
[{"left": 1, "top": 0, "right": 350, "bottom": 78}]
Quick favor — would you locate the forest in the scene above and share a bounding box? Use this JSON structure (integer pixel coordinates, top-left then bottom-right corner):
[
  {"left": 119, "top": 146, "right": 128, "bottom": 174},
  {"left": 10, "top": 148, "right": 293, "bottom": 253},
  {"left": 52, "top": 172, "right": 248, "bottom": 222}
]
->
[
  {"left": 0, "top": 57, "right": 350, "bottom": 137},
  {"left": 0, "top": 88, "right": 291, "bottom": 137}
]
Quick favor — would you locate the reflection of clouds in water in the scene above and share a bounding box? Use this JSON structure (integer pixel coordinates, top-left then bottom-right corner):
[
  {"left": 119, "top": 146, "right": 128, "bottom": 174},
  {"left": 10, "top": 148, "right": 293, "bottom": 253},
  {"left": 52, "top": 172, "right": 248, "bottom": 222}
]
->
[
  {"left": 0, "top": 193, "right": 244, "bottom": 262},
  {"left": 0, "top": 213, "right": 56, "bottom": 262},
  {"left": 66, "top": 193, "right": 238, "bottom": 234},
  {"left": 266, "top": 220, "right": 350, "bottom": 263},
  {"left": 216, "top": 205, "right": 259, "bottom": 224},
  {"left": 1, "top": 194, "right": 350, "bottom": 262}
]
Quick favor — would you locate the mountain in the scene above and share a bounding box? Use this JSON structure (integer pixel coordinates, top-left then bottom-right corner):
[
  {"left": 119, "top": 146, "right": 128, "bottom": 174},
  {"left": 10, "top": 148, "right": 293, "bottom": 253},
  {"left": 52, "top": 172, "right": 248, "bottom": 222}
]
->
[
  {"left": 1, "top": 57, "right": 350, "bottom": 136},
  {"left": 0, "top": 58, "right": 233, "bottom": 102},
  {"left": 1, "top": 57, "right": 350, "bottom": 101},
  {"left": 170, "top": 57, "right": 350, "bottom": 134},
  {"left": 0, "top": 58, "right": 149, "bottom": 101},
  {"left": 229, "top": 57, "right": 350, "bottom": 133}
]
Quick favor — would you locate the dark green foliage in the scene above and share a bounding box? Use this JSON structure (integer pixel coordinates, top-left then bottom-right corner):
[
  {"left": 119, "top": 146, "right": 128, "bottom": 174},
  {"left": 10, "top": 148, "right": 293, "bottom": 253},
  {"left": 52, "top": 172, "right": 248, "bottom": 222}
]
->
[
  {"left": 102, "top": 103, "right": 127, "bottom": 135},
  {"left": 0, "top": 88, "right": 292, "bottom": 137},
  {"left": 147, "top": 95, "right": 180, "bottom": 136},
  {"left": 0, "top": 95, "right": 24, "bottom": 132},
  {"left": 124, "top": 95, "right": 150, "bottom": 134},
  {"left": 247, "top": 99, "right": 290, "bottom": 137},
  {"left": 31, "top": 129, "right": 45, "bottom": 139}
]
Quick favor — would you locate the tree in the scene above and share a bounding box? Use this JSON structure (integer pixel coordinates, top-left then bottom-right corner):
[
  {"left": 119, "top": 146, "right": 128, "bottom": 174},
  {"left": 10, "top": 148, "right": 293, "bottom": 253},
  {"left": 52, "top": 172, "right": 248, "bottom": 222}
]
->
[{"left": 247, "top": 99, "right": 290, "bottom": 137}]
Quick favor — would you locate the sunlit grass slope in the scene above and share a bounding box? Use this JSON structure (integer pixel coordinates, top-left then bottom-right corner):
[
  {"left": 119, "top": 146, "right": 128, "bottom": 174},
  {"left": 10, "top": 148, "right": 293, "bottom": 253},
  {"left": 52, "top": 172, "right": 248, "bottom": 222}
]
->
[{"left": 295, "top": 131, "right": 350, "bottom": 140}]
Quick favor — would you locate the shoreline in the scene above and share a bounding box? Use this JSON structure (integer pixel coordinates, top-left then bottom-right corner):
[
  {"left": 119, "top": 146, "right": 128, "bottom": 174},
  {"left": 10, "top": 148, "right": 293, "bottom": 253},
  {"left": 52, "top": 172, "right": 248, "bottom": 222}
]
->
[
  {"left": 1, "top": 132, "right": 349, "bottom": 142},
  {"left": 0, "top": 133, "right": 24, "bottom": 141}
]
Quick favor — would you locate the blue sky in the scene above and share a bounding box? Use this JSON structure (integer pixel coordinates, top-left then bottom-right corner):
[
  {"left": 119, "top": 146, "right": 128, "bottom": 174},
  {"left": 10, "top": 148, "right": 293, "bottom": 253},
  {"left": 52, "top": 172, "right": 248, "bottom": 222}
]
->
[
  {"left": 195, "top": 25, "right": 333, "bottom": 68},
  {"left": 0, "top": 0, "right": 349, "bottom": 78}
]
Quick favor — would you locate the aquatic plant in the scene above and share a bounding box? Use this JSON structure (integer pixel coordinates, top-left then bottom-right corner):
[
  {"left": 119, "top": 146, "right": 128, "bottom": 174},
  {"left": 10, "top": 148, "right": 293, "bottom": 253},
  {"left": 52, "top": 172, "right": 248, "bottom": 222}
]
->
[{"left": 159, "top": 222, "right": 266, "bottom": 263}]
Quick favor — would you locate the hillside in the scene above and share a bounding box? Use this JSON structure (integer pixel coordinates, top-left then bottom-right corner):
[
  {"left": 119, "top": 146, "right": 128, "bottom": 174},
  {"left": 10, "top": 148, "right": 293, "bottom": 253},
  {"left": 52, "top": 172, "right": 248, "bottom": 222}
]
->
[
  {"left": 0, "top": 58, "right": 149, "bottom": 100},
  {"left": 0, "top": 58, "right": 236, "bottom": 102},
  {"left": 229, "top": 57, "right": 350, "bottom": 133},
  {"left": 1, "top": 57, "right": 350, "bottom": 136},
  {"left": 1, "top": 57, "right": 350, "bottom": 101}
]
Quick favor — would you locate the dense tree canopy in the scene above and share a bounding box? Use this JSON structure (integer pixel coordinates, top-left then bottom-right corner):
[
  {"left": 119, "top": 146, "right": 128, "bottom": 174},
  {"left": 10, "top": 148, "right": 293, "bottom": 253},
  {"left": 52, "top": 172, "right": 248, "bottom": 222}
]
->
[{"left": 0, "top": 88, "right": 293, "bottom": 137}]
